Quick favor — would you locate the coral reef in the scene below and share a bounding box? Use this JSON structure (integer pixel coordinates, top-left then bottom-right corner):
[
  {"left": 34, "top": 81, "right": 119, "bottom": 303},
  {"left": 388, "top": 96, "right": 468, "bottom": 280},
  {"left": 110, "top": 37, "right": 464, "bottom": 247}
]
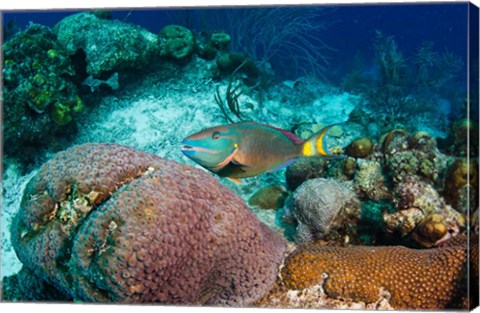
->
[
  {"left": 342, "top": 157, "right": 357, "bottom": 179},
  {"left": 347, "top": 107, "right": 372, "bottom": 128},
  {"left": 256, "top": 278, "right": 394, "bottom": 310},
  {"left": 444, "top": 158, "right": 479, "bottom": 213},
  {"left": 381, "top": 129, "right": 447, "bottom": 183},
  {"left": 158, "top": 25, "right": 195, "bottom": 60},
  {"left": 1, "top": 266, "right": 71, "bottom": 301},
  {"left": 288, "top": 178, "right": 361, "bottom": 244},
  {"left": 54, "top": 12, "right": 158, "bottom": 76},
  {"left": 11, "top": 143, "right": 286, "bottom": 304},
  {"left": 2, "top": 9, "right": 475, "bottom": 309},
  {"left": 215, "top": 52, "right": 259, "bottom": 81},
  {"left": 285, "top": 158, "right": 327, "bottom": 191},
  {"left": 279, "top": 241, "right": 468, "bottom": 310},
  {"left": 381, "top": 129, "right": 410, "bottom": 156},
  {"left": 409, "top": 131, "right": 437, "bottom": 153},
  {"left": 248, "top": 185, "right": 289, "bottom": 210},
  {"left": 353, "top": 159, "right": 390, "bottom": 201},
  {"left": 2, "top": 23, "right": 83, "bottom": 162},
  {"left": 471, "top": 211, "right": 480, "bottom": 308},
  {"left": 384, "top": 176, "right": 465, "bottom": 247},
  {"left": 345, "top": 137, "right": 374, "bottom": 158},
  {"left": 411, "top": 213, "right": 454, "bottom": 248},
  {"left": 196, "top": 31, "right": 231, "bottom": 61},
  {"left": 210, "top": 32, "right": 231, "bottom": 50},
  {"left": 443, "top": 118, "right": 479, "bottom": 157}
]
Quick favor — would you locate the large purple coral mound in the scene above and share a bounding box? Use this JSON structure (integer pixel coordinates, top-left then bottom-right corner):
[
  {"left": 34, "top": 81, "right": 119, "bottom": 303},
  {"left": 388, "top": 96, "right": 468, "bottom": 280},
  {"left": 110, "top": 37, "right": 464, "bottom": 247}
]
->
[{"left": 11, "top": 143, "right": 286, "bottom": 305}]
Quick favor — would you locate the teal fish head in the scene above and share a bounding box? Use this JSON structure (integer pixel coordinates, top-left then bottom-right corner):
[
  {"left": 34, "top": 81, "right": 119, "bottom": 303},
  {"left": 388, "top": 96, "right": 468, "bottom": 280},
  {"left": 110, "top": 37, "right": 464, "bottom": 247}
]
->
[{"left": 181, "top": 125, "right": 238, "bottom": 172}]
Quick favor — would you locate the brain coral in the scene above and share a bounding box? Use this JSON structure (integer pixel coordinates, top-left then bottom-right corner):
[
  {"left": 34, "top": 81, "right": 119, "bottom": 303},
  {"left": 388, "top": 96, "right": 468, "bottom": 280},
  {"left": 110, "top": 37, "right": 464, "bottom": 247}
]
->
[
  {"left": 281, "top": 242, "right": 468, "bottom": 309},
  {"left": 289, "top": 178, "right": 361, "bottom": 244},
  {"left": 11, "top": 143, "right": 286, "bottom": 305}
]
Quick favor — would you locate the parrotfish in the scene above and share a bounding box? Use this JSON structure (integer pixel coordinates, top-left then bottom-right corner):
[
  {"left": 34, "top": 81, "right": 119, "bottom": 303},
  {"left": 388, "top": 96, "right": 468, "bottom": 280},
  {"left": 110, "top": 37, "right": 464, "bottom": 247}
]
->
[{"left": 181, "top": 122, "right": 342, "bottom": 183}]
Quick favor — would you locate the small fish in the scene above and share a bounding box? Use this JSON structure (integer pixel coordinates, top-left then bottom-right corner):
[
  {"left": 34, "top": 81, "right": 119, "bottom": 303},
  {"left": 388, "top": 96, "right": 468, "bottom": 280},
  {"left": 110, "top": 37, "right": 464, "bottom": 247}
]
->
[{"left": 181, "top": 122, "right": 342, "bottom": 183}]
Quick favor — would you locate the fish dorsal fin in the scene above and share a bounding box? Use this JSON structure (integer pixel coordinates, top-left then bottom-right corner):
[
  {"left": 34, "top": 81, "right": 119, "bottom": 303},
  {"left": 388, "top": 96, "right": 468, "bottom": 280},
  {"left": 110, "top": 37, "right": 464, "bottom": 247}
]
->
[
  {"left": 249, "top": 122, "right": 304, "bottom": 145},
  {"left": 275, "top": 128, "right": 304, "bottom": 145}
]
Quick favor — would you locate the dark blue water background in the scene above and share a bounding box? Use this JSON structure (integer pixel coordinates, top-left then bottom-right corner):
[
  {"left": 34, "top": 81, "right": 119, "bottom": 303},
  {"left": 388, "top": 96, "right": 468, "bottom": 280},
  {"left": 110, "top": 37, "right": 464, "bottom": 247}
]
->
[{"left": 3, "top": 3, "right": 472, "bottom": 96}]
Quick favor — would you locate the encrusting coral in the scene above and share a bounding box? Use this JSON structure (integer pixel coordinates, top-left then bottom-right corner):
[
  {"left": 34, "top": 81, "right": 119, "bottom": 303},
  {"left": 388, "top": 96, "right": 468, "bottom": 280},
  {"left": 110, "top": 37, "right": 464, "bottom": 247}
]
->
[
  {"left": 384, "top": 176, "right": 465, "bottom": 247},
  {"left": 379, "top": 128, "right": 448, "bottom": 184},
  {"left": 11, "top": 143, "right": 286, "bottom": 304},
  {"left": 3, "top": 23, "right": 83, "bottom": 162},
  {"left": 278, "top": 241, "right": 468, "bottom": 310},
  {"left": 353, "top": 159, "right": 390, "bottom": 201}
]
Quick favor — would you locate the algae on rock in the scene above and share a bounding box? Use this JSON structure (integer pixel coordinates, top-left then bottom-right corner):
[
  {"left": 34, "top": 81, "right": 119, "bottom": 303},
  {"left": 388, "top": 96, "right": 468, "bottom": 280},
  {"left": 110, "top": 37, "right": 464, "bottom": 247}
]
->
[{"left": 54, "top": 12, "right": 159, "bottom": 76}]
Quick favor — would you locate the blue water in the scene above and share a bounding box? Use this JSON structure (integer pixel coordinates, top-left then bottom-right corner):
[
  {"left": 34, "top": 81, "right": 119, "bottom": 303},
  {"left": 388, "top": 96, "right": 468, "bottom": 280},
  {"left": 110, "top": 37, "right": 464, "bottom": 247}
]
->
[{"left": 3, "top": 3, "right": 469, "bottom": 73}]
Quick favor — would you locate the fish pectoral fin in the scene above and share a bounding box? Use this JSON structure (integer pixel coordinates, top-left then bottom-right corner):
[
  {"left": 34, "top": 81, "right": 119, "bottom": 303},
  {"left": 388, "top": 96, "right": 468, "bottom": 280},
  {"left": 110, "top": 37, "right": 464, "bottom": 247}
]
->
[
  {"left": 211, "top": 148, "right": 239, "bottom": 171},
  {"left": 231, "top": 159, "right": 249, "bottom": 167},
  {"left": 227, "top": 177, "right": 244, "bottom": 184}
]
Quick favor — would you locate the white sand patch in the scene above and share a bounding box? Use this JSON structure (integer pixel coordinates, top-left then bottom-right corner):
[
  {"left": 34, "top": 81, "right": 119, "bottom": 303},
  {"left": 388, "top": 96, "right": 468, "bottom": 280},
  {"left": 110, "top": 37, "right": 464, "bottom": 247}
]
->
[
  {"left": 311, "top": 92, "right": 360, "bottom": 124},
  {"left": 1, "top": 164, "right": 36, "bottom": 278}
]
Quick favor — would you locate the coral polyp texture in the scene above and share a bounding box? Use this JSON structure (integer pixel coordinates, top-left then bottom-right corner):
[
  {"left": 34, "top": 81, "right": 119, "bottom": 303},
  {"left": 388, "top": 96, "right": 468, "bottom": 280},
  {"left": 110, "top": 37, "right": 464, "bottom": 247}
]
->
[
  {"left": 11, "top": 143, "right": 286, "bottom": 304},
  {"left": 280, "top": 242, "right": 468, "bottom": 310}
]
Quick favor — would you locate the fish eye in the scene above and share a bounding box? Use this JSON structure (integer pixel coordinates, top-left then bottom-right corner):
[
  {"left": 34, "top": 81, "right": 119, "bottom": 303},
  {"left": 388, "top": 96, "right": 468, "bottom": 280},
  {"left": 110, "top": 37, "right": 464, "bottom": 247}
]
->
[{"left": 212, "top": 132, "right": 221, "bottom": 140}]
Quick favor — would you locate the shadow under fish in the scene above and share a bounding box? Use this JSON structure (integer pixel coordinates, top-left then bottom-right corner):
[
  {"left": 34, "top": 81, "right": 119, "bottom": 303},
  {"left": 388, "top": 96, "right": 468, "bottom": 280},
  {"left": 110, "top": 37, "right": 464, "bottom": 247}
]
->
[{"left": 181, "top": 122, "right": 343, "bottom": 184}]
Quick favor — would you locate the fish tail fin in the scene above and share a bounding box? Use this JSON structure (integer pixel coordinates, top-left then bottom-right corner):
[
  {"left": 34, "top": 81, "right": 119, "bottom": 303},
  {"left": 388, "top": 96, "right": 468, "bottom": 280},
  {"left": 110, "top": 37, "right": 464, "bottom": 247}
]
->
[{"left": 300, "top": 125, "right": 344, "bottom": 158}]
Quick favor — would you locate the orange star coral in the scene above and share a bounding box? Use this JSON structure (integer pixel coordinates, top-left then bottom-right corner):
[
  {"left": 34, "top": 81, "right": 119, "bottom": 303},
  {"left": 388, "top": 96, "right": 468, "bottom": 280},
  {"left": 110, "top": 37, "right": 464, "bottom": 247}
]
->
[{"left": 281, "top": 243, "right": 467, "bottom": 310}]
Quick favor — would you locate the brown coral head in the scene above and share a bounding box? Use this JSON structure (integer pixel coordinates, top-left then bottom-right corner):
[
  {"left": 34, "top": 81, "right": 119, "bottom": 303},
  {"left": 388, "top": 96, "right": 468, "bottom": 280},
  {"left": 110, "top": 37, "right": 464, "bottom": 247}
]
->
[
  {"left": 409, "top": 131, "right": 437, "bottom": 152},
  {"left": 444, "top": 158, "right": 479, "bottom": 212},
  {"left": 412, "top": 213, "right": 459, "bottom": 248},
  {"left": 343, "top": 157, "right": 357, "bottom": 179},
  {"left": 11, "top": 143, "right": 286, "bottom": 305},
  {"left": 381, "top": 129, "right": 409, "bottom": 155},
  {"left": 248, "top": 185, "right": 289, "bottom": 210},
  {"left": 345, "top": 137, "right": 374, "bottom": 159},
  {"left": 383, "top": 207, "right": 424, "bottom": 237}
]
